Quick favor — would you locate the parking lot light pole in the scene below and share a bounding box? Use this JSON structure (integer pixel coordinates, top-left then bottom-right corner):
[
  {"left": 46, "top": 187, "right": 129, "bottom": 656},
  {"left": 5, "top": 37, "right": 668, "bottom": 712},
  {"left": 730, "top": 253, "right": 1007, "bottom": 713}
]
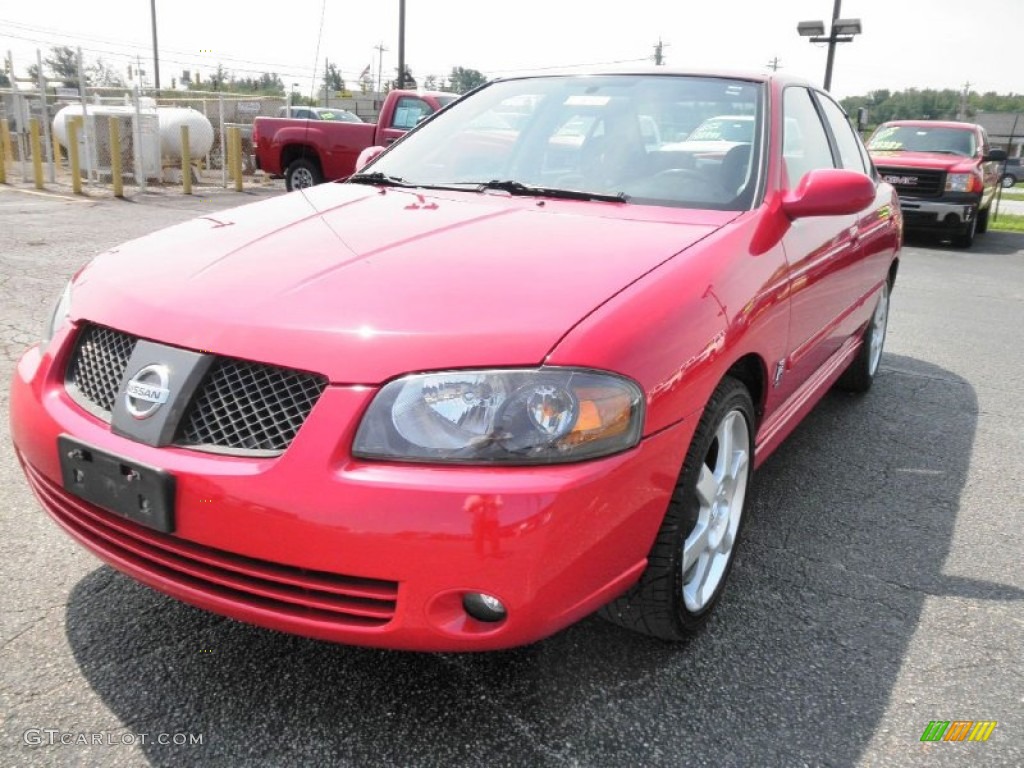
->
[{"left": 797, "top": 0, "right": 862, "bottom": 92}]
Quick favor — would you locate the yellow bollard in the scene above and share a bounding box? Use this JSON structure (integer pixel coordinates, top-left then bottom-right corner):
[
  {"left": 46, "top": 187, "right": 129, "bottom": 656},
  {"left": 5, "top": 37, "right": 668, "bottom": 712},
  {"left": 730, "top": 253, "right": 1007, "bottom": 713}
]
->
[
  {"left": 52, "top": 128, "right": 62, "bottom": 173},
  {"left": 29, "top": 118, "right": 44, "bottom": 189},
  {"left": 0, "top": 119, "right": 12, "bottom": 164},
  {"left": 108, "top": 117, "right": 123, "bottom": 198},
  {"left": 68, "top": 118, "right": 82, "bottom": 195},
  {"left": 228, "top": 126, "right": 243, "bottom": 192},
  {"left": 180, "top": 124, "right": 192, "bottom": 195}
]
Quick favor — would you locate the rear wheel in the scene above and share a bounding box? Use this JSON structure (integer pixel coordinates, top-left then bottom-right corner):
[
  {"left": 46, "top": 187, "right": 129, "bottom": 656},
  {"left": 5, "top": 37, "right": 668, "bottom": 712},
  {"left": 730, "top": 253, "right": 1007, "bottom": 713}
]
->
[
  {"left": 837, "top": 281, "right": 890, "bottom": 393},
  {"left": 600, "top": 376, "right": 754, "bottom": 640},
  {"left": 285, "top": 158, "right": 322, "bottom": 192}
]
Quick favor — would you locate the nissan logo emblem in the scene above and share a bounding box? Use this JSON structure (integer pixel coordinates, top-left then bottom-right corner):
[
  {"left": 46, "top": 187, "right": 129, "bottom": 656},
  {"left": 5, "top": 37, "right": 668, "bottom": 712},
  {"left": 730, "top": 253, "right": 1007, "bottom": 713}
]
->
[{"left": 125, "top": 364, "right": 171, "bottom": 420}]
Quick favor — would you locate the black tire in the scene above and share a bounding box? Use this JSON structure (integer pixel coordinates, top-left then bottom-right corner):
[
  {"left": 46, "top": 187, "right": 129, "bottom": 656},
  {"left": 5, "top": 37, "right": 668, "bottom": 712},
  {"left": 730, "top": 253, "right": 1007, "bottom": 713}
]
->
[
  {"left": 837, "top": 281, "right": 890, "bottom": 393},
  {"left": 285, "top": 158, "right": 322, "bottom": 192},
  {"left": 977, "top": 205, "right": 989, "bottom": 234},
  {"left": 600, "top": 376, "right": 754, "bottom": 640},
  {"left": 1001, "top": 174, "right": 1017, "bottom": 189},
  {"left": 952, "top": 211, "right": 977, "bottom": 248}
]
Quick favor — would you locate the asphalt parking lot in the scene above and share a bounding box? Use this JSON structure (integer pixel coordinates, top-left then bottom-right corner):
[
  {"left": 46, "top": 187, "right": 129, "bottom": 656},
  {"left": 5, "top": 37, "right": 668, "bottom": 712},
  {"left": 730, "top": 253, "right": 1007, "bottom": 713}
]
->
[{"left": 1, "top": 185, "right": 1022, "bottom": 767}]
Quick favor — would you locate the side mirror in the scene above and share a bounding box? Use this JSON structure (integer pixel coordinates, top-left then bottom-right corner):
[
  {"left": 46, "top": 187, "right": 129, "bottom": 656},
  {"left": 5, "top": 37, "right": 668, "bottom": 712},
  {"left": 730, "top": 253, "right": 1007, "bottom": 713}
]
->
[
  {"left": 856, "top": 107, "right": 869, "bottom": 131},
  {"left": 354, "top": 145, "right": 387, "bottom": 173},
  {"left": 783, "top": 169, "right": 875, "bottom": 219},
  {"left": 985, "top": 147, "right": 1007, "bottom": 162}
]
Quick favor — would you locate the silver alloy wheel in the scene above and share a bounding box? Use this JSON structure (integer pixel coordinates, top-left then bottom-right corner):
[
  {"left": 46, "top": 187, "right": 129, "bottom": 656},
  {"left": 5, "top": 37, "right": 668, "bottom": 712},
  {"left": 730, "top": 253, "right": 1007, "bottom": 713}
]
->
[
  {"left": 681, "top": 409, "right": 750, "bottom": 612},
  {"left": 291, "top": 167, "right": 315, "bottom": 189},
  {"left": 867, "top": 282, "right": 890, "bottom": 376}
]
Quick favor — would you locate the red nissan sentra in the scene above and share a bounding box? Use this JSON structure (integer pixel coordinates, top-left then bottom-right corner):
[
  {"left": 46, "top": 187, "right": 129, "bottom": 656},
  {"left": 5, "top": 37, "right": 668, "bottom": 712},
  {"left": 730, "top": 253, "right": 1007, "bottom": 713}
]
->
[{"left": 10, "top": 70, "right": 901, "bottom": 650}]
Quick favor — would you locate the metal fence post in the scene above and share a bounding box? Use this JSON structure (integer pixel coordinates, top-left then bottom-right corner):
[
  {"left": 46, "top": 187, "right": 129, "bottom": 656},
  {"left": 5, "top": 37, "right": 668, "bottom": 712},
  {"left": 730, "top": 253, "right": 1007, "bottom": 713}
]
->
[
  {"left": 133, "top": 85, "right": 146, "bottom": 192},
  {"left": 219, "top": 93, "right": 226, "bottom": 188},
  {"left": 36, "top": 49, "right": 55, "bottom": 183},
  {"left": 76, "top": 48, "right": 94, "bottom": 186},
  {"left": 181, "top": 124, "right": 192, "bottom": 195},
  {"left": 29, "top": 118, "right": 43, "bottom": 189},
  {"left": 109, "top": 117, "right": 124, "bottom": 198}
]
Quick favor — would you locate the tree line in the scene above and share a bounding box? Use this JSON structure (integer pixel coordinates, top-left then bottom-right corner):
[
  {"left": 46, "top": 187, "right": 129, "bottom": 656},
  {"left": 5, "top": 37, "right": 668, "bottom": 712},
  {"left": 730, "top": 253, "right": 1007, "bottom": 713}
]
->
[
  {"left": 4, "top": 45, "right": 487, "bottom": 97},
  {"left": 841, "top": 88, "right": 1024, "bottom": 125}
]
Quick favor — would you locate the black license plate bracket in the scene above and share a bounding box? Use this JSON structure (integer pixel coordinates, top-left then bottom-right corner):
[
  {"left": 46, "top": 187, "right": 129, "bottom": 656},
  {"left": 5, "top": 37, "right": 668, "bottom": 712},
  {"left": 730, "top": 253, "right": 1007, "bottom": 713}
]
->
[{"left": 58, "top": 435, "right": 176, "bottom": 533}]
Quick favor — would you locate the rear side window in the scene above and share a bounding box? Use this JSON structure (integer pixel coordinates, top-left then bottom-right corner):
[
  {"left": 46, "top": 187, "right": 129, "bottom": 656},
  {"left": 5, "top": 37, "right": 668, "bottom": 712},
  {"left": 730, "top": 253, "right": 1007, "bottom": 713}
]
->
[
  {"left": 782, "top": 87, "right": 836, "bottom": 186},
  {"left": 817, "top": 95, "right": 868, "bottom": 174}
]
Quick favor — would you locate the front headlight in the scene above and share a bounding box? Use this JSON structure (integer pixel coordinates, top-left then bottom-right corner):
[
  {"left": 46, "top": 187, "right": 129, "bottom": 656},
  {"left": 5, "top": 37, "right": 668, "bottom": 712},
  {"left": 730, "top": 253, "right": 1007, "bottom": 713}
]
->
[
  {"left": 353, "top": 368, "right": 644, "bottom": 465},
  {"left": 41, "top": 279, "right": 73, "bottom": 347},
  {"left": 945, "top": 173, "right": 971, "bottom": 192}
]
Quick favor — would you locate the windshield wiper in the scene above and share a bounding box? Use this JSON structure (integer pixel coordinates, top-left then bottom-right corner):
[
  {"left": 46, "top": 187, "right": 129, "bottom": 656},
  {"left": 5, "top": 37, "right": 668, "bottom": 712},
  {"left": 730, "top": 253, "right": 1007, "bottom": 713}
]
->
[
  {"left": 475, "top": 180, "right": 629, "bottom": 203},
  {"left": 347, "top": 172, "right": 415, "bottom": 187}
]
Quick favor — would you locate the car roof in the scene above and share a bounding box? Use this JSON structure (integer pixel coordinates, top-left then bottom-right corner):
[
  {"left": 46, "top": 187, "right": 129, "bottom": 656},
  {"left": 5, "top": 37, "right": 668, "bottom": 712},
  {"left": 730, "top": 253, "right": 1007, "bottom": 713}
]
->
[
  {"left": 879, "top": 120, "right": 980, "bottom": 131},
  {"left": 491, "top": 66, "right": 813, "bottom": 89}
]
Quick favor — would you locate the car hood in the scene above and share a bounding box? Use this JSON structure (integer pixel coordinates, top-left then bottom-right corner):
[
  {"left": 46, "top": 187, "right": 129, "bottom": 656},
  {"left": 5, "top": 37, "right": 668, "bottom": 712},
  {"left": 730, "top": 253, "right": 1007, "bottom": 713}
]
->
[
  {"left": 870, "top": 151, "right": 978, "bottom": 171},
  {"left": 72, "top": 184, "right": 725, "bottom": 383}
]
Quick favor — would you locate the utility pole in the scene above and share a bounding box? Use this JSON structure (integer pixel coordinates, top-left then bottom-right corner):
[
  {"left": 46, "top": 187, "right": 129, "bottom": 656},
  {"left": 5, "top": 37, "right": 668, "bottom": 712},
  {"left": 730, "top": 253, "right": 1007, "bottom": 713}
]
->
[
  {"left": 397, "top": 0, "right": 406, "bottom": 89},
  {"left": 653, "top": 38, "right": 668, "bottom": 66},
  {"left": 958, "top": 81, "right": 971, "bottom": 121},
  {"left": 150, "top": 0, "right": 160, "bottom": 91},
  {"left": 324, "top": 57, "right": 329, "bottom": 106},
  {"left": 374, "top": 42, "right": 388, "bottom": 96},
  {"left": 766, "top": 57, "right": 782, "bottom": 72}
]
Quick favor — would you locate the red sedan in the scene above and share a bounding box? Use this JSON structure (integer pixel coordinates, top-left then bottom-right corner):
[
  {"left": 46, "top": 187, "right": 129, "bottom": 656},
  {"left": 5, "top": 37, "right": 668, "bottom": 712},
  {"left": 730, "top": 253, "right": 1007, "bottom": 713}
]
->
[{"left": 10, "top": 70, "right": 901, "bottom": 650}]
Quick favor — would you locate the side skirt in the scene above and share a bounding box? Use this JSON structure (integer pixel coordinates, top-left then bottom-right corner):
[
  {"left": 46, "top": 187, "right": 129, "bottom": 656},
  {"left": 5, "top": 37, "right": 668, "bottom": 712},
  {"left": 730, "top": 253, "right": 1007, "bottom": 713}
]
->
[{"left": 753, "top": 334, "right": 862, "bottom": 468}]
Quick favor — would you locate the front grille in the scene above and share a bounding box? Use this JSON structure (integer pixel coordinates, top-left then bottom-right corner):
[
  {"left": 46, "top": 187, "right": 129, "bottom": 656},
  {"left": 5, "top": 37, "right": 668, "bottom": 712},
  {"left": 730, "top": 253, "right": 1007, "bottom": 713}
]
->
[
  {"left": 67, "top": 325, "right": 137, "bottom": 416},
  {"left": 876, "top": 166, "right": 945, "bottom": 198},
  {"left": 22, "top": 458, "right": 398, "bottom": 628},
  {"left": 177, "top": 359, "right": 327, "bottom": 454},
  {"left": 65, "top": 324, "right": 327, "bottom": 455}
]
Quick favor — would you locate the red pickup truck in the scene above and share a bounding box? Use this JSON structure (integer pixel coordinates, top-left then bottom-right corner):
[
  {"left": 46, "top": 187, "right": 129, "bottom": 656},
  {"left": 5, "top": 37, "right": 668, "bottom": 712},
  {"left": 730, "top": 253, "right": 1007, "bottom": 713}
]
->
[
  {"left": 253, "top": 89, "right": 457, "bottom": 191},
  {"left": 867, "top": 120, "right": 1007, "bottom": 248}
]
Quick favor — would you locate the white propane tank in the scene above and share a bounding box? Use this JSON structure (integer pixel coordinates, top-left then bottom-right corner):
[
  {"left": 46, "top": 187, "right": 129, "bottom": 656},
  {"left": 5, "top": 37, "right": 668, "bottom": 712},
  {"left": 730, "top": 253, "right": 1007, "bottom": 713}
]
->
[
  {"left": 158, "top": 108, "right": 215, "bottom": 159},
  {"left": 52, "top": 103, "right": 138, "bottom": 148}
]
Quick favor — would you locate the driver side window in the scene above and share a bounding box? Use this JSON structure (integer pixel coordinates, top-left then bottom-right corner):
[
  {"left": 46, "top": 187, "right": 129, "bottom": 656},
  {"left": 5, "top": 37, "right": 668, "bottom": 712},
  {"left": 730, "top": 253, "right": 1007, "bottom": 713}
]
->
[{"left": 783, "top": 87, "right": 836, "bottom": 186}]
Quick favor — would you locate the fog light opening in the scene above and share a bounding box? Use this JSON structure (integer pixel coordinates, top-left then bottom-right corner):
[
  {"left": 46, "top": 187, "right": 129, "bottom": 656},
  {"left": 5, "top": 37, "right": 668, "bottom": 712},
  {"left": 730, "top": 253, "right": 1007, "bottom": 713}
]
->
[{"left": 462, "top": 592, "right": 507, "bottom": 623}]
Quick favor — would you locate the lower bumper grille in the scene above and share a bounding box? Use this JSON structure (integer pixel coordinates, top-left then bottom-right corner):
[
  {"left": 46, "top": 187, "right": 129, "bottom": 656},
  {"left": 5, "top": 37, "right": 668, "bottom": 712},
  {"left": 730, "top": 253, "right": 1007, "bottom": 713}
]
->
[{"left": 21, "top": 458, "right": 398, "bottom": 628}]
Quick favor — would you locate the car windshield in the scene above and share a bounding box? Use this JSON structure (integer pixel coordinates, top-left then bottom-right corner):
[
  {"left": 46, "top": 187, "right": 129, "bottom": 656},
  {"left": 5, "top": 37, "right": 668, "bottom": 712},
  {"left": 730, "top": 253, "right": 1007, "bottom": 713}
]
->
[
  {"left": 319, "top": 110, "right": 362, "bottom": 123},
  {"left": 359, "top": 74, "right": 764, "bottom": 210},
  {"left": 868, "top": 125, "right": 977, "bottom": 157},
  {"left": 686, "top": 116, "right": 754, "bottom": 142}
]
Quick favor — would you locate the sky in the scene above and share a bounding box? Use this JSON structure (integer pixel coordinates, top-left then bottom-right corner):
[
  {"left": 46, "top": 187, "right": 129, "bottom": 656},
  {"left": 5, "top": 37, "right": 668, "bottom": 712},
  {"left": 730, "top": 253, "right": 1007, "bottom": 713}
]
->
[{"left": 2, "top": 1, "right": 1022, "bottom": 101}]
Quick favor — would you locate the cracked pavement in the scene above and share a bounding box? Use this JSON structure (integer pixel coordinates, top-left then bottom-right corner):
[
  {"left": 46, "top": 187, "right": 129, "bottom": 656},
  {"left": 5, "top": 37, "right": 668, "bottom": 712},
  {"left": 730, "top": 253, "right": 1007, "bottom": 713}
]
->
[{"left": 1, "top": 185, "right": 1022, "bottom": 766}]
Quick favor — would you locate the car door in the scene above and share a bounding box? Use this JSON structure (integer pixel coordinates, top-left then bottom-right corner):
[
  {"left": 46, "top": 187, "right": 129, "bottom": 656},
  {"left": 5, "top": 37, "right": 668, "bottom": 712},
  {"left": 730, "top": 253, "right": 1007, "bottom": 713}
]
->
[
  {"left": 815, "top": 92, "right": 895, "bottom": 331},
  {"left": 776, "top": 86, "right": 866, "bottom": 399}
]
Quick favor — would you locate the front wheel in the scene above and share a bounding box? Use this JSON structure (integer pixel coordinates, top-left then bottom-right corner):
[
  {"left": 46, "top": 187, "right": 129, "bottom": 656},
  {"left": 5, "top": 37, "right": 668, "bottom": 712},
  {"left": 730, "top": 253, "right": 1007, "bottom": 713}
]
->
[
  {"left": 1002, "top": 175, "right": 1017, "bottom": 189},
  {"left": 600, "top": 376, "right": 754, "bottom": 640},
  {"left": 952, "top": 211, "right": 977, "bottom": 248},
  {"left": 977, "top": 205, "right": 989, "bottom": 234},
  {"left": 285, "top": 158, "right": 322, "bottom": 192}
]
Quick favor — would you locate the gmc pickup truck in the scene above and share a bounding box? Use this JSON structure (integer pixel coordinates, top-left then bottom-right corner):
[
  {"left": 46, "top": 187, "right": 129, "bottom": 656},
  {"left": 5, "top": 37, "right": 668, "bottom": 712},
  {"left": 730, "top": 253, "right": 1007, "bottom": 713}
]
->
[
  {"left": 867, "top": 120, "right": 1006, "bottom": 248},
  {"left": 254, "top": 89, "right": 457, "bottom": 190}
]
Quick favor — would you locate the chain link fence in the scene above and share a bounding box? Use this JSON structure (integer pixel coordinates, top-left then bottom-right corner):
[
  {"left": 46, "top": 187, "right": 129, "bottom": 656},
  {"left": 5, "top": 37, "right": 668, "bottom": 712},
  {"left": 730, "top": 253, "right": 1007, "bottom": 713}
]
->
[{"left": 1, "top": 86, "right": 287, "bottom": 195}]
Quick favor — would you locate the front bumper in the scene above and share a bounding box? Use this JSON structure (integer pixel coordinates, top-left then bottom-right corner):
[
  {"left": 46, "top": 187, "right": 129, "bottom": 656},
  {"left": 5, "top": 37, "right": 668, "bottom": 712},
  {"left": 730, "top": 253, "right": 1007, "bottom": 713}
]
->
[
  {"left": 896, "top": 197, "right": 977, "bottom": 230},
  {"left": 10, "top": 329, "right": 692, "bottom": 650}
]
